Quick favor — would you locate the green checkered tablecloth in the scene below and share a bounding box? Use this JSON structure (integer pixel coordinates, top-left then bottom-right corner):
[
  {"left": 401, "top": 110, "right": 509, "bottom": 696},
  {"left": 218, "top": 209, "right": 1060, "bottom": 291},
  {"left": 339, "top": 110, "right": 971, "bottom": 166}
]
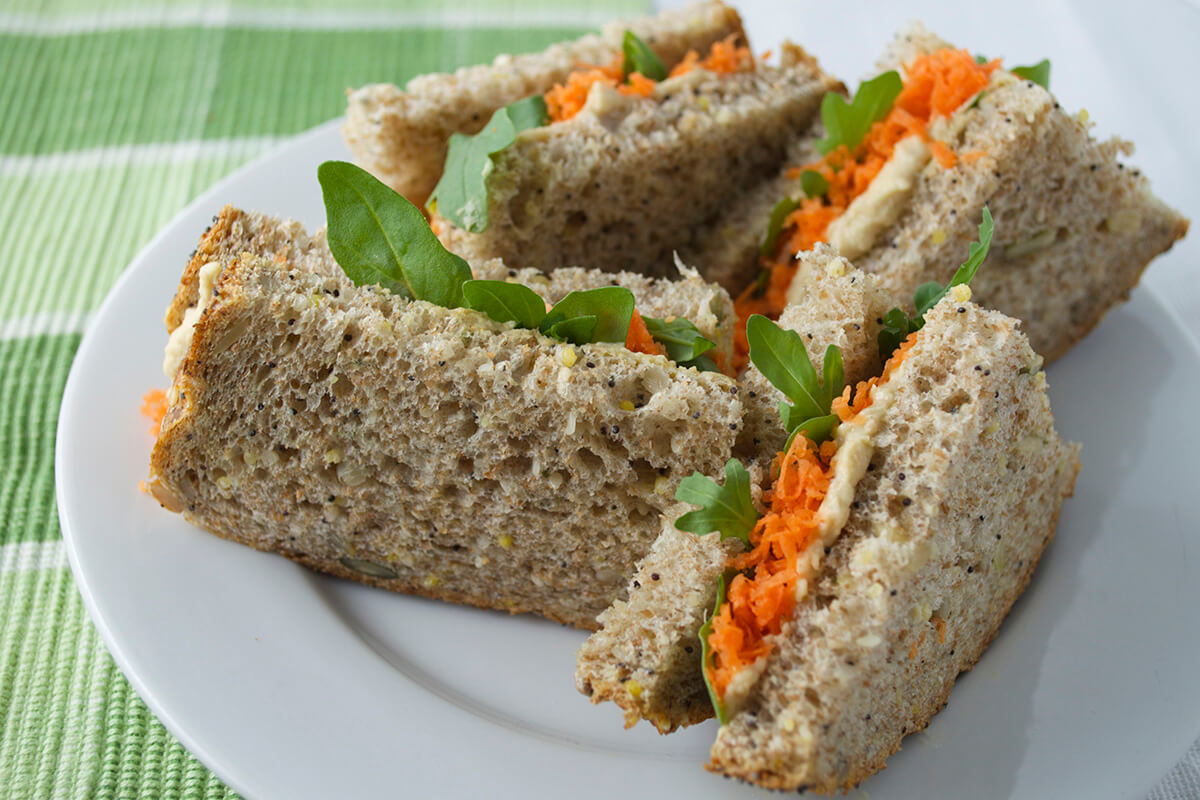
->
[{"left": 0, "top": 1, "right": 643, "bottom": 796}]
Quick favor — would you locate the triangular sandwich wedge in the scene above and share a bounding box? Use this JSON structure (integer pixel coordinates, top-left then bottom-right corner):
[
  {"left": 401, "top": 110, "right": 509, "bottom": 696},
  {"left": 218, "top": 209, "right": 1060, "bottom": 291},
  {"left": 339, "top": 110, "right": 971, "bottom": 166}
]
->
[{"left": 576, "top": 217, "right": 1081, "bottom": 792}]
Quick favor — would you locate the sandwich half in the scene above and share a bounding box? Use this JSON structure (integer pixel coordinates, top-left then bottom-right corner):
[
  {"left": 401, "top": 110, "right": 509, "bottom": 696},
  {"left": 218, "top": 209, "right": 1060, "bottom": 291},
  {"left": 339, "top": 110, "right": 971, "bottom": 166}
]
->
[
  {"left": 426, "top": 35, "right": 840, "bottom": 292},
  {"left": 146, "top": 182, "right": 743, "bottom": 629},
  {"left": 344, "top": 1, "right": 746, "bottom": 206},
  {"left": 576, "top": 227, "right": 1080, "bottom": 790},
  {"left": 730, "top": 23, "right": 1187, "bottom": 364}
]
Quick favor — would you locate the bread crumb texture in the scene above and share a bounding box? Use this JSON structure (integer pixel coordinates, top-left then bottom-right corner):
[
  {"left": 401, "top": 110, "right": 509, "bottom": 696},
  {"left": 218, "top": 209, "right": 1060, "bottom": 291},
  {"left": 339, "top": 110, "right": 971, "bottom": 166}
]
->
[
  {"left": 435, "top": 42, "right": 840, "bottom": 293},
  {"left": 343, "top": 1, "right": 747, "bottom": 206},
  {"left": 854, "top": 23, "right": 1188, "bottom": 364},
  {"left": 147, "top": 207, "right": 742, "bottom": 630},
  {"left": 708, "top": 299, "right": 1080, "bottom": 791}
]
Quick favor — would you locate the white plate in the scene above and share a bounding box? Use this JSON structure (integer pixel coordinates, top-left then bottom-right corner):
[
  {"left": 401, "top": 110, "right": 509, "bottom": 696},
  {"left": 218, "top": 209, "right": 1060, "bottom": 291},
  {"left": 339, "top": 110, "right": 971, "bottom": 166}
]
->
[{"left": 58, "top": 4, "right": 1200, "bottom": 798}]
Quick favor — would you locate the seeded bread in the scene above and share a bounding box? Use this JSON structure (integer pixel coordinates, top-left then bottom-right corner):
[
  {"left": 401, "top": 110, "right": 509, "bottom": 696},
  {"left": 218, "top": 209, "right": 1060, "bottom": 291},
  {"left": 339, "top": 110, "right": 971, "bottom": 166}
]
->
[
  {"left": 147, "top": 208, "right": 742, "bottom": 630},
  {"left": 574, "top": 517, "right": 743, "bottom": 733},
  {"left": 685, "top": 128, "right": 826, "bottom": 290},
  {"left": 709, "top": 299, "right": 1080, "bottom": 791},
  {"left": 434, "top": 42, "right": 841, "bottom": 293},
  {"left": 574, "top": 298, "right": 1079, "bottom": 789},
  {"left": 738, "top": 245, "right": 892, "bottom": 460},
  {"left": 343, "top": 1, "right": 746, "bottom": 205},
  {"left": 166, "top": 207, "right": 735, "bottom": 364},
  {"left": 833, "top": 23, "right": 1188, "bottom": 363},
  {"left": 574, "top": 461, "right": 763, "bottom": 734}
]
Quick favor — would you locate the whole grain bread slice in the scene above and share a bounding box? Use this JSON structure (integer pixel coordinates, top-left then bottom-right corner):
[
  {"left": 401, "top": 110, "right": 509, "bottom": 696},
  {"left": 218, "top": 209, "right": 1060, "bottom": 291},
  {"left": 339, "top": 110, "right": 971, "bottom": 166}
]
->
[
  {"left": 147, "top": 208, "right": 742, "bottom": 630},
  {"left": 343, "top": 1, "right": 745, "bottom": 205},
  {"left": 737, "top": 245, "right": 892, "bottom": 460},
  {"left": 574, "top": 298, "right": 1079, "bottom": 788},
  {"left": 574, "top": 515, "right": 744, "bottom": 733},
  {"left": 709, "top": 299, "right": 1080, "bottom": 791},
  {"left": 434, "top": 42, "right": 841, "bottom": 293},
  {"left": 831, "top": 23, "right": 1188, "bottom": 363}
]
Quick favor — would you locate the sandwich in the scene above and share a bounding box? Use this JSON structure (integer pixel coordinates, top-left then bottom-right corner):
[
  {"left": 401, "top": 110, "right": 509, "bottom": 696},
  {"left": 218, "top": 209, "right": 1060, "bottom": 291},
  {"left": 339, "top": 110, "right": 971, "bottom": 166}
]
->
[
  {"left": 344, "top": 0, "right": 747, "bottom": 206},
  {"left": 145, "top": 162, "right": 745, "bottom": 629},
  {"left": 726, "top": 23, "right": 1187, "bottom": 365},
  {"left": 424, "top": 30, "right": 839, "bottom": 293},
  {"left": 575, "top": 211, "right": 1082, "bottom": 791}
]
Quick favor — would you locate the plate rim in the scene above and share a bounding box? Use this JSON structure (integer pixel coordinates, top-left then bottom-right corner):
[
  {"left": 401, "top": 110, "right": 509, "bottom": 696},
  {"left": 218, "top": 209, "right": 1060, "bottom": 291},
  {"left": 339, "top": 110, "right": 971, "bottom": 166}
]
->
[{"left": 54, "top": 117, "right": 1200, "bottom": 799}]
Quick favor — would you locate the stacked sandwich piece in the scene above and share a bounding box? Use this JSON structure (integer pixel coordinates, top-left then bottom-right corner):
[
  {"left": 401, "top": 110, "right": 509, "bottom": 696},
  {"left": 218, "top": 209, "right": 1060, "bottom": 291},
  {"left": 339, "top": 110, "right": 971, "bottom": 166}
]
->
[{"left": 144, "top": 1, "right": 1186, "bottom": 793}]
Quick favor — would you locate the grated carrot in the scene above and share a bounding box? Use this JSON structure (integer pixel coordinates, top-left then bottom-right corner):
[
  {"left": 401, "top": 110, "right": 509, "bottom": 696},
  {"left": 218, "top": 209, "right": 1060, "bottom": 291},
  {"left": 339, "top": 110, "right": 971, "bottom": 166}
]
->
[
  {"left": 731, "top": 49, "right": 1000, "bottom": 367},
  {"left": 669, "top": 34, "right": 753, "bottom": 78},
  {"left": 545, "top": 35, "right": 752, "bottom": 124},
  {"left": 141, "top": 388, "right": 168, "bottom": 437},
  {"left": 706, "top": 329, "right": 920, "bottom": 699},
  {"left": 706, "top": 432, "right": 832, "bottom": 698},
  {"left": 624, "top": 309, "right": 666, "bottom": 356}
]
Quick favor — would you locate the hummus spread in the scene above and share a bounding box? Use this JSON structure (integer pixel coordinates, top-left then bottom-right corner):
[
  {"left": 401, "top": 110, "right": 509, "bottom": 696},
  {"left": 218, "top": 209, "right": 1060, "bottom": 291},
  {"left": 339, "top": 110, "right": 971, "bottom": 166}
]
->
[{"left": 163, "top": 260, "right": 223, "bottom": 379}]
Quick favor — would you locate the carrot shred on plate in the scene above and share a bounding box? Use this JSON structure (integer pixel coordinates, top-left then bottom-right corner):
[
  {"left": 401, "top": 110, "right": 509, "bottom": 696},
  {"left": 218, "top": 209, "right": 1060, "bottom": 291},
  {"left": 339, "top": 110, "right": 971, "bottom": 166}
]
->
[{"left": 141, "top": 388, "right": 168, "bottom": 437}]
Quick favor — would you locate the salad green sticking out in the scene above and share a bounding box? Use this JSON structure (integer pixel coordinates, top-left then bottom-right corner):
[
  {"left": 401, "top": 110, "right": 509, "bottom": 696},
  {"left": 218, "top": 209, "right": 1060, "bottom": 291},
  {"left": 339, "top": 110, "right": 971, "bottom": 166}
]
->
[
  {"left": 318, "top": 161, "right": 472, "bottom": 308},
  {"left": 622, "top": 30, "right": 667, "bottom": 81},
  {"left": 674, "top": 459, "right": 759, "bottom": 545},
  {"left": 760, "top": 196, "right": 800, "bottom": 257},
  {"left": 800, "top": 169, "right": 829, "bottom": 199},
  {"left": 428, "top": 95, "right": 550, "bottom": 233},
  {"left": 745, "top": 314, "right": 845, "bottom": 446},
  {"left": 698, "top": 570, "right": 733, "bottom": 725},
  {"left": 815, "top": 70, "right": 903, "bottom": 155},
  {"left": 320, "top": 162, "right": 725, "bottom": 352},
  {"left": 877, "top": 206, "right": 995, "bottom": 358},
  {"left": 643, "top": 315, "right": 715, "bottom": 363},
  {"left": 458, "top": 280, "right": 641, "bottom": 346},
  {"left": 460, "top": 280, "right": 546, "bottom": 328},
  {"left": 1011, "top": 59, "right": 1051, "bottom": 89},
  {"left": 539, "top": 287, "right": 635, "bottom": 344}
]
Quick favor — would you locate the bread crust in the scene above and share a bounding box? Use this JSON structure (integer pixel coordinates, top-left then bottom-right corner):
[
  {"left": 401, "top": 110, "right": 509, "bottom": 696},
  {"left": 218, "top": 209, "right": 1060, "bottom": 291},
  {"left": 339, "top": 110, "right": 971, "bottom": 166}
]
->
[
  {"left": 343, "top": 1, "right": 746, "bottom": 205},
  {"left": 706, "top": 301, "right": 1080, "bottom": 792},
  {"left": 148, "top": 209, "right": 743, "bottom": 630}
]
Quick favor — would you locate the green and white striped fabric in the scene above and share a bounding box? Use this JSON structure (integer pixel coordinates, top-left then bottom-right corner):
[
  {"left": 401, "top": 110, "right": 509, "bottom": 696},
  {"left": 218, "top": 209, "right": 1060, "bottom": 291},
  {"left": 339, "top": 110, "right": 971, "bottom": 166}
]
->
[{"left": 0, "top": 2, "right": 644, "bottom": 796}]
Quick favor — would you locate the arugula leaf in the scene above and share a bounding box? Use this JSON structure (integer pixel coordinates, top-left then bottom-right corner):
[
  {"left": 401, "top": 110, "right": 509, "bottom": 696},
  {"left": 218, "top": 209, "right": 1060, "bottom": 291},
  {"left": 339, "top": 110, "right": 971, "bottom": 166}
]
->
[
  {"left": 1011, "top": 59, "right": 1051, "bottom": 90},
  {"left": 815, "top": 70, "right": 903, "bottom": 155},
  {"left": 544, "top": 315, "right": 598, "bottom": 343},
  {"left": 622, "top": 30, "right": 667, "bottom": 81},
  {"left": 462, "top": 280, "right": 547, "bottom": 328},
  {"left": 760, "top": 196, "right": 799, "bottom": 257},
  {"left": 912, "top": 281, "right": 946, "bottom": 319},
  {"left": 746, "top": 315, "right": 844, "bottom": 445},
  {"left": 504, "top": 94, "right": 550, "bottom": 130},
  {"left": 318, "top": 160, "right": 472, "bottom": 307},
  {"left": 683, "top": 353, "right": 722, "bottom": 373},
  {"left": 675, "top": 459, "right": 758, "bottom": 545},
  {"left": 746, "top": 315, "right": 827, "bottom": 421},
  {"left": 877, "top": 207, "right": 996, "bottom": 358},
  {"left": 698, "top": 570, "right": 733, "bottom": 725},
  {"left": 642, "top": 316, "right": 715, "bottom": 363},
  {"left": 538, "top": 286, "right": 635, "bottom": 344},
  {"left": 821, "top": 344, "right": 845, "bottom": 411},
  {"left": 785, "top": 413, "right": 839, "bottom": 451},
  {"left": 428, "top": 95, "right": 549, "bottom": 233},
  {"left": 800, "top": 169, "right": 829, "bottom": 199},
  {"left": 876, "top": 306, "right": 914, "bottom": 361}
]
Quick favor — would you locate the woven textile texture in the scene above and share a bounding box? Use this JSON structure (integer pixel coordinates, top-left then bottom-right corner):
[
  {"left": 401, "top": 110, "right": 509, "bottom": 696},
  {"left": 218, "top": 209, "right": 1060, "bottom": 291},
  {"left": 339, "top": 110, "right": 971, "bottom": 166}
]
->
[{"left": 0, "top": 1, "right": 643, "bottom": 797}]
